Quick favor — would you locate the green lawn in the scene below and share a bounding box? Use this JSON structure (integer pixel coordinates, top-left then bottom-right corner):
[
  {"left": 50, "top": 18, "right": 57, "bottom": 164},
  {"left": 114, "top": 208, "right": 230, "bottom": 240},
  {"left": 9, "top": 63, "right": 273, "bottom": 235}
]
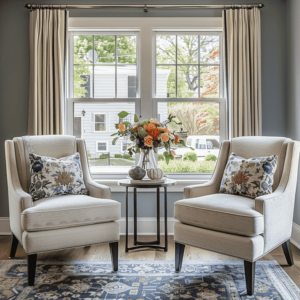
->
[
  {"left": 89, "top": 158, "right": 135, "bottom": 166},
  {"left": 158, "top": 160, "right": 216, "bottom": 173}
]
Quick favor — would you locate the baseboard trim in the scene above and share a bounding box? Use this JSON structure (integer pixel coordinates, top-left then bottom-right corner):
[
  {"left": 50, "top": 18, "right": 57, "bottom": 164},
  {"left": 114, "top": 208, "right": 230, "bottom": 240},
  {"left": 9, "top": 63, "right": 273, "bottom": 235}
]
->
[
  {"left": 0, "top": 217, "right": 177, "bottom": 236},
  {"left": 291, "top": 222, "right": 300, "bottom": 250}
]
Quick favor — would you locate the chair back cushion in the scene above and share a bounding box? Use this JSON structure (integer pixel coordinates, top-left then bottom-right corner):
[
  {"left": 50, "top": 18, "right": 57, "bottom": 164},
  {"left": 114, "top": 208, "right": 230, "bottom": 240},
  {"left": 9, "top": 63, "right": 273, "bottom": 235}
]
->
[
  {"left": 13, "top": 135, "right": 77, "bottom": 193},
  {"left": 229, "top": 136, "right": 291, "bottom": 191}
]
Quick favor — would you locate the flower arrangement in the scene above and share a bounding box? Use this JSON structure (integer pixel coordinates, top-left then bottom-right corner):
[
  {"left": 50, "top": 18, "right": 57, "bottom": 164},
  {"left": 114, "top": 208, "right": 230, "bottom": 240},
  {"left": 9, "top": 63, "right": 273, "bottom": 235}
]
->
[{"left": 111, "top": 111, "right": 192, "bottom": 164}]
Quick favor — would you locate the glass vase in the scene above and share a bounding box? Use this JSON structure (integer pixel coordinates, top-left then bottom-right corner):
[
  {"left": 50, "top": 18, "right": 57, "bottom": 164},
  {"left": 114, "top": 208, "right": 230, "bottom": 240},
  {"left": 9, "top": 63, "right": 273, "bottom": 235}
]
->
[{"left": 137, "top": 148, "right": 158, "bottom": 172}]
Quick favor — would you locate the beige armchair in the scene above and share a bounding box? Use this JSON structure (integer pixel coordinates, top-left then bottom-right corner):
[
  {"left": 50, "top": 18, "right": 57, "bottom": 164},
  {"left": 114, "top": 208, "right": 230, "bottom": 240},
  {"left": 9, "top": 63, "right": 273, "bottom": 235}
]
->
[
  {"left": 5, "top": 135, "right": 121, "bottom": 286},
  {"left": 174, "top": 136, "right": 300, "bottom": 296}
]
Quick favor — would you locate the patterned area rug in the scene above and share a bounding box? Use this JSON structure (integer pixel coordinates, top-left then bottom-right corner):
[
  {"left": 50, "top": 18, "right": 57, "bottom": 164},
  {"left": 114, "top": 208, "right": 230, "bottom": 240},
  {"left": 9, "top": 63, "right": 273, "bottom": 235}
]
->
[{"left": 0, "top": 260, "right": 299, "bottom": 299}]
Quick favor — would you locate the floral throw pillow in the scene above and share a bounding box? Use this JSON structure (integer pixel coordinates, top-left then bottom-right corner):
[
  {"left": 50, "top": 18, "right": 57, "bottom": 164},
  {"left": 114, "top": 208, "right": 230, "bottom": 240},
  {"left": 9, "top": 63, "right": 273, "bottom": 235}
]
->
[
  {"left": 29, "top": 152, "right": 89, "bottom": 201},
  {"left": 219, "top": 152, "right": 278, "bottom": 199}
]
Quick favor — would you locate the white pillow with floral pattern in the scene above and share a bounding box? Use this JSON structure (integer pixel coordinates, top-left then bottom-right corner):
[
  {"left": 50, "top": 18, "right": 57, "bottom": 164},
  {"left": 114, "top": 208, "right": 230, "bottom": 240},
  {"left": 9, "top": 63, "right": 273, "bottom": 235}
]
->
[
  {"left": 29, "top": 152, "right": 89, "bottom": 201},
  {"left": 219, "top": 152, "right": 278, "bottom": 199}
]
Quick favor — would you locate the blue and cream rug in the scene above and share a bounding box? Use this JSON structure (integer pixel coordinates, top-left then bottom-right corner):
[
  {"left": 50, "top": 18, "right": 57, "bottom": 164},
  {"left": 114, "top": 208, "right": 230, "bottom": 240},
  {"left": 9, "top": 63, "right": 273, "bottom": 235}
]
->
[{"left": 0, "top": 260, "right": 300, "bottom": 299}]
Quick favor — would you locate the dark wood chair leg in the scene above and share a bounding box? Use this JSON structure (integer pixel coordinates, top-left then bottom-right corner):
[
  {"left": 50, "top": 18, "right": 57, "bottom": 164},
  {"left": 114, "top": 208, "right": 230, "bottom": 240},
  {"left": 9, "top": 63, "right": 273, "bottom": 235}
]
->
[
  {"left": 9, "top": 234, "right": 18, "bottom": 258},
  {"left": 109, "top": 242, "right": 118, "bottom": 272},
  {"left": 175, "top": 242, "right": 185, "bottom": 273},
  {"left": 27, "top": 254, "right": 37, "bottom": 286},
  {"left": 244, "top": 261, "right": 256, "bottom": 296},
  {"left": 282, "top": 240, "right": 294, "bottom": 266}
]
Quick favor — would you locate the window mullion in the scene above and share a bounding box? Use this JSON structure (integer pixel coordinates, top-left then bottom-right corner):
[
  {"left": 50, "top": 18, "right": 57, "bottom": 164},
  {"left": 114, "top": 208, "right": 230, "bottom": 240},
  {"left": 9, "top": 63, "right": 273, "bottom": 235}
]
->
[
  {"left": 198, "top": 35, "right": 200, "bottom": 98},
  {"left": 115, "top": 35, "right": 117, "bottom": 98},
  {"left": 175, "top": 35, "right": 178, "bottom": 98}
]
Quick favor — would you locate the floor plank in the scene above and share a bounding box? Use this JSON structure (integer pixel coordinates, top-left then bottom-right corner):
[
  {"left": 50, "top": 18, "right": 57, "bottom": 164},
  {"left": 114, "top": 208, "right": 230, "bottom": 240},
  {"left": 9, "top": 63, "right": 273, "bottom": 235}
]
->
[{"left": 1, "top": 235, "right": 300, "bottom": 288}]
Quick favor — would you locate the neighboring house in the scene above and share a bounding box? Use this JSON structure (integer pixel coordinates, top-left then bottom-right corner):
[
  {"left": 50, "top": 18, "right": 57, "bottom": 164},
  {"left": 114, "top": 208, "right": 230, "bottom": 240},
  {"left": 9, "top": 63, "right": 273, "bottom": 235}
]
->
[{"left": 74, "top": 67, "right": 169, "bottom": 158}]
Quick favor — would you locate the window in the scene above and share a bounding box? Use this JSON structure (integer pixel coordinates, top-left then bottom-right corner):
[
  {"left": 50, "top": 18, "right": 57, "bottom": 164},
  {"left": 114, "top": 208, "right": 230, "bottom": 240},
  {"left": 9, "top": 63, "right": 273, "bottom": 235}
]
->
[
  {"left": 96, "top": 141, "right": 108, "bottom": 152},
  {"left": 94, "top": 113, "right": 106, "bottom": 132},
  {"left": 67, "top": 18, "right": 225, "bottom": 177}
]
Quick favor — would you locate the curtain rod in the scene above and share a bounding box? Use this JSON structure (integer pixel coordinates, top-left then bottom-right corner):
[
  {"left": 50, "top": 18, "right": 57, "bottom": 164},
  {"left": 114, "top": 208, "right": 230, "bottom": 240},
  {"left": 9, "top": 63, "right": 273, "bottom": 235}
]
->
[{"left": 25, "top": 3, "right": 265, "bottom": 12}]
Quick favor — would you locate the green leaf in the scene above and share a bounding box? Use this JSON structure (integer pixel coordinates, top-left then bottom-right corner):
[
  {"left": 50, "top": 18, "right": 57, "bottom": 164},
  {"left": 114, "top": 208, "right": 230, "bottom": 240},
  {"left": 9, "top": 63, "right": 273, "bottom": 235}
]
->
[
  {"left": 164, "top": 143, "right": 169, "bottom": 150},
  {"left": 111, "top": 132, "right": 118, "bottom": 136},
  {"left": 115, "top": 124, "right": 119, "bottom": 130},
  {"left": 190, "top": 147, "right": 195, "bottom": 151},
  {"left": 134, "top": 114, "right": 139, "bottom": 122},
  {"left": 135, "top": 148, "right": 140, "bottom": 154},
  {"left": 112, "top": 137, "right": 118, "bottom": 145},
  {"left": 163, "top": 151, "right": 169, "bottom": 157},
  {"left": 179, "top": 139, "right": 186, "bottom": 147},
  {"left": 118, "top": 111, "right": 129, "bottom": 119},
  {"left": 123, "top": 121, "right": 130, "bottom": 128},
  {"left": 165, "top": 156, "right": 171, "bottom": 165}
]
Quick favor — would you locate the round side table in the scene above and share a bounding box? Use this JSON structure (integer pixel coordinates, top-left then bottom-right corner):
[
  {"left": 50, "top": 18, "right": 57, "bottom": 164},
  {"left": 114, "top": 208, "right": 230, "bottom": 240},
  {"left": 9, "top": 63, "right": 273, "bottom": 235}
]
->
[{"left": 118, "top": 178, "right": 177, "bottom": 252}]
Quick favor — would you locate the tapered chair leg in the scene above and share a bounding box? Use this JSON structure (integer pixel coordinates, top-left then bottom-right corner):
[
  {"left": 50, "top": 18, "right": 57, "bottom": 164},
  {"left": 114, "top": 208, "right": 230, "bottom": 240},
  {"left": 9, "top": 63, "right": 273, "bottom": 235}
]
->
[
  {"left": 175, "top": 242, "right": 185, "bottom": 273},
  {"left": 9, "top": 234, "right": 18, "bottom": 258},
  {"left": 27, "top": 254, "right": 37, "bottom": 286},
  {"left": 282, "top": 240, "right": 294, "bottom": 266},
  {"left": 109, "top": 242, "right": 118, "bottom": 272},
  {"left": 244, "top": 261, "right": 256, "bottom": 296}
]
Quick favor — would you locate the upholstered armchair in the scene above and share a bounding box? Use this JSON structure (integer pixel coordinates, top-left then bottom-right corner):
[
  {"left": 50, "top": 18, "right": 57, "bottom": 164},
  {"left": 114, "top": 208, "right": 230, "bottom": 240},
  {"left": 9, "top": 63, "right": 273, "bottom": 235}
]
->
[
  {"left": 174, "top": 137, "right": 300, "bottom": 296},
  {"left": 5, "top": 135, "right": 121, "bottom": 286}
]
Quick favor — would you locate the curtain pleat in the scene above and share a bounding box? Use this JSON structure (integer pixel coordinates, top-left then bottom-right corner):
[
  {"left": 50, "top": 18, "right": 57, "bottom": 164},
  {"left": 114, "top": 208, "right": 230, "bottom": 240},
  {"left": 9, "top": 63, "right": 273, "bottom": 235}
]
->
[
  {"left": 223, "top": 8, "right": 262, "bottom": 138},
  {"left": 28, "top": 9, "right": 69, "bottom": 135}
]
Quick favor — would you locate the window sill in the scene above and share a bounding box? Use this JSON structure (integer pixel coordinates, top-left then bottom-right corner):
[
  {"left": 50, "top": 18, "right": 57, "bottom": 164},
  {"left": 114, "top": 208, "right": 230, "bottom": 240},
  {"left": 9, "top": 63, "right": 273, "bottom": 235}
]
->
[{"left": 95, "top": 179, "right": 210, "bottom": 193}]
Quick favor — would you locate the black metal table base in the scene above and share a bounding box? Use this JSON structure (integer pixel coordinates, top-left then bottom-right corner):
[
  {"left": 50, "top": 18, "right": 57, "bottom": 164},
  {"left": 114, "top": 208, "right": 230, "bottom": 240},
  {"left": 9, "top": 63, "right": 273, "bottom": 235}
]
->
[{"left": 125, "top": 186, "right": 168, "bottom": 252}]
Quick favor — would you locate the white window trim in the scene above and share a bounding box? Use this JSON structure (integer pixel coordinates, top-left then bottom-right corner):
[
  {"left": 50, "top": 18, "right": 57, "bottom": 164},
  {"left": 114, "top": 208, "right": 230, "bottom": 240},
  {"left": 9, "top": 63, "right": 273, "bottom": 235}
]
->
[
  {"left": 94, "top": 112, "right": 107, "bottom": 133},
  {"left": 67, "top": 17, "right": 226, "bottom": 182},
  {"left": 96, "top": 141, "right": 108, "bottom": 153}
]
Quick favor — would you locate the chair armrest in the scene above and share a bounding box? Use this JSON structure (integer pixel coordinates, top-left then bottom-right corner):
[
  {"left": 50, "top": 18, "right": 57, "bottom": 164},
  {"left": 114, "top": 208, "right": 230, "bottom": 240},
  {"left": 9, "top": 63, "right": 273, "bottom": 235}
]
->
[
  {"left": 184, "top": 141, "right": 230, "bottom": 199},
  {"left": 255, "top": 141, "right": 300, "bottom": 253},
  {"left": 5, "top": 140, "right": 33, "bottom": 242},
  {"left": 77, "top": 139, "right": 111, "bottom": 199}
]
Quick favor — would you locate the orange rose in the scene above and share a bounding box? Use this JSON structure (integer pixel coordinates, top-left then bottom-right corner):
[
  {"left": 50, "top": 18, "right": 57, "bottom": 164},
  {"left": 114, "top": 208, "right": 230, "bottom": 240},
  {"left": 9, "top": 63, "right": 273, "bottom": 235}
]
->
[
  {"left": 148, "top": 128, "right": 160, "bottom": 140},
  {"left": 134, "top": 126, "right": 139, "bottom": 131},
  {"left": 144, "top": 122, "right": 156, "bottom": 131},
  {"left": 175, "top": 135, "right": 179, "bottom": 145},
  {"left": 161, "top": 133, "right": 169, "bottom": 142},
  {"left": 163, "top": 128, "right": 171, "bottom": 133},
  {"left": 144, "top": 136, "right": 153, "bottom": 147},
  {"left": 119, "top": 123, "right": 126, "bottom": 132}
]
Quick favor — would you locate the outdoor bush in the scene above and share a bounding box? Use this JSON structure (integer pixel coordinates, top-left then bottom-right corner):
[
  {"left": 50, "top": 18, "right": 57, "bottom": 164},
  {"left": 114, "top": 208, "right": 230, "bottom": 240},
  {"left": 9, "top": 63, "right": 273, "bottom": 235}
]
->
[
  {"left": 158, "top": 160, "right": 216, "bottom": 173},
  {"left": 183, "top": 152, "right": 198, "bottom": 162},
  {"left": 99, "top": 154, "right": 109, "bottom": 159},
  {"left": 205, "top": 154, "right": 217, "bottom": 162},
  {"left": 158, "top": 154, "right": 164, "bottom": 161},
  {"left": 123, "top": 154, "right": 131, "bottom": 159},
  {"left": 115, "top": 154, "right": 122, "bottom": 158}
]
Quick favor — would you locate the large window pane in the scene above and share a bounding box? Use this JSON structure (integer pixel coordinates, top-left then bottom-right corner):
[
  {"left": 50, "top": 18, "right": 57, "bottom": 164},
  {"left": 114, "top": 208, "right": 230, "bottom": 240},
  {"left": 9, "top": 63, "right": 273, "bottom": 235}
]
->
[
  {"left": 200, "top": 66, "right": 219, "bottom": 98},
  {"left": 73, "top": 102, "right": 135, "bottom": 173},
  {"left": 156, "top": 66, "right": 176, "bottom": 98},
  {"left": 74, "top": 35, "right": 93, "bottom": 64},
  {"left": 117, "top": 65, "right": 137, "bottom": 98},
  {"left": 200, "top": 35, "right": 219, "bottom": 64},
  {"left": 95, "top": 36, "right": 115, "bottom": 64},
  {"left": 157, "top": 102, "right": 220, "bottom": 173},
  {"left": 74, "top": 65, "right": 93, "bottom": 98},
  {"left": 177, "top": 66, "right": 199, "bottom": 98},
  {"left": 117, "top": 36, "right": 137, "bottom": 64},
  {"left": 177, "top": 35, "right": 198, "bottom": 64},
  {"left": 94, "top": 66, "right": 115, "bottom": 98},
  {"left": 156, "top": 35, "right": 176, "bottom": 64}
]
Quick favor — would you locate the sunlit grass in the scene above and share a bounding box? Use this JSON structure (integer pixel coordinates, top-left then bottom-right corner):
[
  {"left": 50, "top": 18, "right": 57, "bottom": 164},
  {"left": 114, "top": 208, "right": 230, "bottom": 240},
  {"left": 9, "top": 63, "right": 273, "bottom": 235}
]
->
[{"left": 158, "top": 160, "right": 216, "bottom": 173}]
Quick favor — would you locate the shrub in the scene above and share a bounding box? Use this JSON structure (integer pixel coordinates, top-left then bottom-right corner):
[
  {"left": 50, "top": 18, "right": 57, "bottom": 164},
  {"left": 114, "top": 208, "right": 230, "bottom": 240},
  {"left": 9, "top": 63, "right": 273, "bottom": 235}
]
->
[
  {"left": 158, "top": 154, "right": 164, "bottom": 161},
  {"left": 123, "top": 154, "right": 131, "bottom": 159},
  {"left": 115, "top": 154, "right": 122, "bottom": 158},
  {"left": 183, "top": 152, "right": 197, "bottom": 162},
  {"left": 99, "top": 153, "right": 109, "bottom": 159},
  {"left": 158, "top": 160, "right": 216, "bottom": 173},
  {"left": 205, "top": 154, "right": 217, "bottom": 162}
]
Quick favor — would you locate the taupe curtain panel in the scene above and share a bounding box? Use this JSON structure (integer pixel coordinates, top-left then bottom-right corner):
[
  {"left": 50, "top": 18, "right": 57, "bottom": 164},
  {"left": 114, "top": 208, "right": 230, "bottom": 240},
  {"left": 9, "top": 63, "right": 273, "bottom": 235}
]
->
[
  {"left": 28, "top": 9, "right": 69, "bottom": 135},
  {"left": 223, "top": 8, "right": 262, "bottom": 138}
]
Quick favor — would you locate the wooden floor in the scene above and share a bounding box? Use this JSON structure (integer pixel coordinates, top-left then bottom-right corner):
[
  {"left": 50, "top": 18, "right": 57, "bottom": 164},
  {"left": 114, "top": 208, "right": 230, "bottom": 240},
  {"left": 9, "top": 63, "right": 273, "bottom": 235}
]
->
[{"left": 1, "top": 235, "right": 300, "bottom": 288}]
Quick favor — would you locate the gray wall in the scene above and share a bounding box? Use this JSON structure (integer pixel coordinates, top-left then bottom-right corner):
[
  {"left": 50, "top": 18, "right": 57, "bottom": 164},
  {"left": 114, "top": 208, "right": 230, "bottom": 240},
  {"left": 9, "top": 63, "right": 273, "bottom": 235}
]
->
[
  {"left": 286, "top": 0, "right": 300, "bottom": 225},
  {"left": 0, "top": 0, "right": 287, "bottom": 218}
]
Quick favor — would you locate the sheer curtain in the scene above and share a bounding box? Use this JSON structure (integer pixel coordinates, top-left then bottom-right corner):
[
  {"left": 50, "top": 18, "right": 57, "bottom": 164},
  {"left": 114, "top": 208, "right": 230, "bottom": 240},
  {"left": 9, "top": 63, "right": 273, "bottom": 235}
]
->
[
  {"left": 223, "top": 8, "right": 262, "bottom": 138},
  {"left": 28, "top": 9, "right": 68, "bottom": 135}
]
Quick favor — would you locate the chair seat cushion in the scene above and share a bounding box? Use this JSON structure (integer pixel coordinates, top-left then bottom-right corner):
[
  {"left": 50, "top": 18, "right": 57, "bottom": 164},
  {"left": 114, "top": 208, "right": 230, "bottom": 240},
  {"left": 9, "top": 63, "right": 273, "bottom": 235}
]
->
[
  {"left": 21, "top": 195, "right": 121, "bottom": 232},
  {"left": 174, "top": 194, "right": 264, "bottom": 237}
]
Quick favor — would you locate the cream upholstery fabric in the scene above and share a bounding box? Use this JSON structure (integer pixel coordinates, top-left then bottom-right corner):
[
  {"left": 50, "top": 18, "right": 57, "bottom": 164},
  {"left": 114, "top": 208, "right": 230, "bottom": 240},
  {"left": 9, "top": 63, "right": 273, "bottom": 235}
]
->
[
  {"left": 21, "top": 195, "right": 121, "bottom": 232},
  {"left": 176, "top": 137, "right": 300, "bottom": 262},
  {"left": 5, "top": 135, "right": 119, "bottom": 255},
  {"left": 22, "top": 222, "right": 120, "bottom": 254},
  {"left": 174, "top": 223, "right": 264, "bottom": 262},
  {"left": 174, "top": 194, "right": 263, "bottom": 237}
]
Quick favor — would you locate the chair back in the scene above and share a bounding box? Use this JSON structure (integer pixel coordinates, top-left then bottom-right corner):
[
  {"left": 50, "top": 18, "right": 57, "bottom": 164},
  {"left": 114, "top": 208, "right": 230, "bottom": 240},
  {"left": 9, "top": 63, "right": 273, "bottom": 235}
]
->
[
  {"left": 12, "top": 135, "right": 77, "bottom": 193},
  {"left": 228, "top": 136, "right": 292, "bottom": 191}
]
